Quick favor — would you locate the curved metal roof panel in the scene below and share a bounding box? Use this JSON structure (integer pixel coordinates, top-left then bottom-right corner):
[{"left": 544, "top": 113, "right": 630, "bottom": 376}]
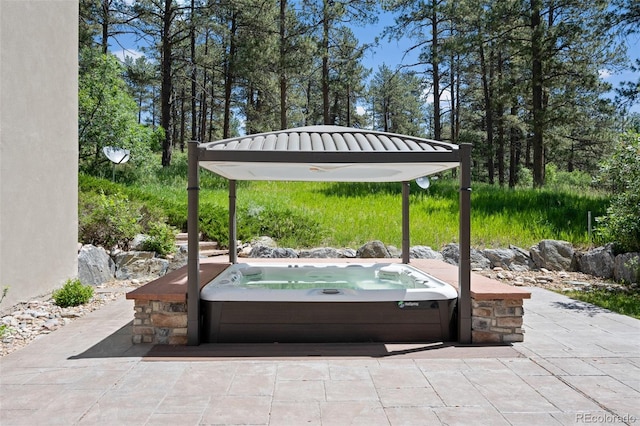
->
[{"left": 198, "top": 126, "right": 461, "bottom": 182}]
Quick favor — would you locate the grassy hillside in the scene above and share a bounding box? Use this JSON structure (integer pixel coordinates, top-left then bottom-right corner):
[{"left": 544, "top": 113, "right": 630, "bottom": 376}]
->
[{"left": 80, "top": 162, "right": 610, "bottom": 251}]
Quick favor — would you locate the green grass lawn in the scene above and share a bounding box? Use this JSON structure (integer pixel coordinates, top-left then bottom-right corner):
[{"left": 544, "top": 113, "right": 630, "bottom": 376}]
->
[
  {"left": 82, "top": 170, "right": 609, "bottom": 251},
  {"left": 210, "top": 179, "right": 608, "bottom": 249},
  {"left": 560, "top": 288, "right": 640, "bottom": 319}
]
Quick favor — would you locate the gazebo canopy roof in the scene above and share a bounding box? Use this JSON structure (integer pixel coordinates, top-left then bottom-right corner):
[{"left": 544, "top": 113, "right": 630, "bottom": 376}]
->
[
  {"left": 186, "top": 126, "right": 473, "bottom": 344},
  {"left": 198, "top": 125, "right": 460, "bottom": 182}
]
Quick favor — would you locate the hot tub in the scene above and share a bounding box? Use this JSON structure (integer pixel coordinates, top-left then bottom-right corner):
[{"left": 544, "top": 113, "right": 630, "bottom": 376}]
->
[{"left": 200, "top": 262, "right": 458, "bottom": 343}]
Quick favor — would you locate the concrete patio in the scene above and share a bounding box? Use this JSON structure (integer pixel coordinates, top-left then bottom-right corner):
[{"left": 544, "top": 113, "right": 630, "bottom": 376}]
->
[{"left": 1, "top": 286, "right": 638, "bottom": 425}]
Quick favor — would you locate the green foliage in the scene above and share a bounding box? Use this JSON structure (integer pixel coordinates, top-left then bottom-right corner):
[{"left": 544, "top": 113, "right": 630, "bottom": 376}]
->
[
  {"left": 369, "top": 65, "right": 426, "bottom": 136},
  {"left": 198, "top": 203, "right": 229, "bottom": 244},
  {"left": 78, "top": 47, "right": 159, "bottom": 182},
  {"left": 562, "top": 288, "right": 640, "bottom": 319},
  {"left": 0, "top": 287, "right": 8, "bottom": 338},
  {"left": 152, "top": 152, "right": 229, "bottom": 189},
  {"left": 517, "top": 168, "right": 533, "bottom": 188},
  {"left": 79, "top": 191, "right": 142, "bottom": 250},
  {"left": 242, "top": 205, "right": 326, "bottom": 248},
  {"left": 198, "top": 203, "right": 326, "bottom": 248},
  {"left": 79, "top": 161, "right": 610, "bottom": 251},
  {"left": 595, "top": 132, "right": 640, "bottom": 252},
  {"left": 52, "top": 279, "right": 94, "bottom": 308},
  {"left": 79, "top": 173, "right": 125, "bottom": 196},
  {"left": 544, "top": 164, "right": 595, "bottom": 192},
  {"left": 140, "top": 222, "right": 177, "bottom": 256}
]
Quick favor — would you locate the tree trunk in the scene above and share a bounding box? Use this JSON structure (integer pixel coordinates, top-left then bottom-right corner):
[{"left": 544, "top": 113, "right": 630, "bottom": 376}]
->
[
  {"left": 223, "top": 13, "right": 238, "bottom": 139},
  {"left": 431, "top": 6, "right": 441, "bottom": 140},
  {"left": 101, "top": 0, "right": 110, "bottom": 54},
  {"left": 279, "top": 0, "right": 287, "bottom": 129},
  {"left": 322, "top": 1, "right": 330, "bottom": 125},
  {"left": 450, "top": 51, "right": 456, "bottom": 144},
  {"left": 199, "top": 31, "right": 210, "bottom": 142},
  {"left": 346, "top": 82, "right": 351, "bottom": 127},
  {"left": 531, "top": 0, "right": 544, "bottom": 187},
  {"left": 208, "top": 82, "right": 215, "bottom": 141},
  {"left": 479, "top": 43, "right": 494, "bottom": 184},
  {"left": 179, "top": 86, "right": 186, "bottom": 152},
  {"left": 508, "top": 104, "right": 520, "bottom": 188},
  {"left": 496, "top": 51, "right": 505, "bottom": 186},
  {"left": 190, "top": 0, "right": 197, "bottom": 143},
  {"left": 161, "top": 0, "right": 173, "bottom": 167}
]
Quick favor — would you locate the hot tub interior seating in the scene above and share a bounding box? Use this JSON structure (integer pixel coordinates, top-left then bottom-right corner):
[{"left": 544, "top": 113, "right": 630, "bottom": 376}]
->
[{"left": 200, "top": 263, "right": 458, "bottom": 343}]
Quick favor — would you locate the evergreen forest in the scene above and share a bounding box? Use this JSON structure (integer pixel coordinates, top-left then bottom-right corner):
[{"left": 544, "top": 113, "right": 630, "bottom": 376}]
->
[
  {"left": 77, "top": 1, "right": 640, "bottom": 255},
  {"left": 79, "top": 0, "right": 639, "bottom": 188}
]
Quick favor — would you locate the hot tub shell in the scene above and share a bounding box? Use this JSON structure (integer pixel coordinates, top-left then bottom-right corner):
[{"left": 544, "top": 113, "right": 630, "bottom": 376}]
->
[{"left": 201, "top": 263, "right": 458, "bottom": 343}]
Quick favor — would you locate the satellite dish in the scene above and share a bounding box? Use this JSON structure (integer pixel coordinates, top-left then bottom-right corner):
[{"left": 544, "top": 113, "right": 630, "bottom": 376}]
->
[
  {"left": 103, "top": 146, "right": 130, "bottom": 164},
  {"left": 103, "top": 146, "right": 130, "bottom": 181},
  {"left": 416, "top": 176, "right": 431, "bottom": 189}
]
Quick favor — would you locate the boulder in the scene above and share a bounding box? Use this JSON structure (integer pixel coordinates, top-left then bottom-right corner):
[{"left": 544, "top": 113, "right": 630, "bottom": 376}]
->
[
  {"left": 441, "top": 243, "right": 491, "bottom": 269},
  {"left": 113, "top": 251, "right": 168, "bottom": 280},
  {"left": 298, "top": 247, "right": 356, "bottom": 258},
  {"left": 129, "top": 234, "right": 149, "bottom": 251},
  {"left": 409, "top": 246, "right": 444, "bottom": 260},
  {"left": 77, "top": 245, "right": 115, "bottom": 286},
  {"left": 249, "top": 246, "right": 298, "bottom": 258},
  {"left": 483, "top": 247, "right": 533, "bottom": 272},
  {"left": 166, "top": 245, "right": 188, "bottom": 272},
  {"left": 575, "top": 245, "right": 615, "bottom": 279},
  {"left": 251, "top": 236, "right": 278, "bottom": 248},
  {"left": 530, "top": 240, "right": 574, "bottom": 271},
  {"left": 613, "top": 252, "right": 640, "bottom": 284},
  {"left": 356, "top": 240, "right": 391, "bottom": 258},
  {"left": 387, "top": 245, "right": 402, "bottom": 258}
]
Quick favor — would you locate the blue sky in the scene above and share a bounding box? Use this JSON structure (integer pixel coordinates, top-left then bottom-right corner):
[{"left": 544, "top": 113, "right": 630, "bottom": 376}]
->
[
  {"left": 111, "top": 9, "right": 639, "bottom": 115},
  {"left": 351, "top": 11, "right": 640, "bottom": 114}
]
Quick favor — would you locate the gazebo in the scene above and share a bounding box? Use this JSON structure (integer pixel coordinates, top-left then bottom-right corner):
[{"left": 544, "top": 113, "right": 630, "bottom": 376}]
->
[{"left": 187, "top": 126, "right": 472, "bottom": 344}]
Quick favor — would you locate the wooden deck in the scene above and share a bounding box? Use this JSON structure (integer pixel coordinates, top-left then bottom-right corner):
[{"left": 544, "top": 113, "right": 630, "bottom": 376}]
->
[{"left": 126, "top": 257, "right": 531, "bottom": 303}]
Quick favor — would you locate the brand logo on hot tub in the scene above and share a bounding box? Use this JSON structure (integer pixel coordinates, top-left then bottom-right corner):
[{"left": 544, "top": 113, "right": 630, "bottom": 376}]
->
[{"left": 397, "top": 301, "right": 420, "bottom": 308}]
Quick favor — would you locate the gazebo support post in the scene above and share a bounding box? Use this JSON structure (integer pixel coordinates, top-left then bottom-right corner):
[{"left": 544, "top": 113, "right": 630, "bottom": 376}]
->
[
  {"left": 229, "top": 179, "right": 237, "bottom": 264},
  {"left": 187, "top": 140, "right": 201, "bottom": 346},
  {"left": 402, "top": 181, "right": 410, "bottom": 264},
  {"left": 458, "top": 143, "right": 472, "bottom": 344}
]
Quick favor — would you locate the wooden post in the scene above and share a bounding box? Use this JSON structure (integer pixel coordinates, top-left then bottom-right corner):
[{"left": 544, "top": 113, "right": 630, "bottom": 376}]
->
[
  {"left": 187, "top": 140, "right": 200, "bottom": 345},
  {"left": 458, "top": 143, "right": 472, "bottom": 343},
  {"left": 402, "top": 181, "right": 410, "bottom": 264}
]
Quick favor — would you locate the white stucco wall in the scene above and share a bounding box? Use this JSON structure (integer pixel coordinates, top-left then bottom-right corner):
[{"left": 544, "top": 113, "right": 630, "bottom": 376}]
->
[{"left": 0, "top": 0, "right": 78, "bottom": 310}]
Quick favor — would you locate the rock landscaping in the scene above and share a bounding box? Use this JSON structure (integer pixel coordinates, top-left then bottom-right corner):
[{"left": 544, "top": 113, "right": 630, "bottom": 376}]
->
[
  {"left": 0, "top": 280, "right": 135, "bottom": 356},
  {"left": 1, "top": 237, "right": 637, "bottom": 356}
]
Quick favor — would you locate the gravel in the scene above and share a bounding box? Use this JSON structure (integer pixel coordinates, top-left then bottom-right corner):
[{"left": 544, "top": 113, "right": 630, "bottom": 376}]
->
[{"left": 0, "top": 280, "right": 142, "bottom": 357}]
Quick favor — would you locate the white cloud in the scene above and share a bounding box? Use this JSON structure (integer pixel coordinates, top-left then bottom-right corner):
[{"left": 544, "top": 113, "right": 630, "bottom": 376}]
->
[
  {"left": 598, "top": 69, "right": 612, "bottom": 79},
  {"left": 111, "top": 48, "right": 144, "bottom": 63},
  {"left": 424, "top": 88, "right": 452, "bottom": 106},
  {"left": 356, "top": 106, "right": 367, "bottom": 116}
]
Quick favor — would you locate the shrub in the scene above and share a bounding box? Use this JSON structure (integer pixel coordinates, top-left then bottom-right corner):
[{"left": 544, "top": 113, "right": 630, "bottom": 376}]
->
[
  {"left": 198, "top": 204, "right": 230, "bottom": 244},
  {"left": 595, "top": 132, "right": 640, "bottom": 252},
  {"left": 545, "top": 164, "right": 594, "bottom": 192},
  {"left": 0, "top": 287, "right": 8, "bottom": 338},
  {"left": 52, "top": 279, "right": 94, "bottom": 308},
  {"left": 79, "top": 191, "right": 142, "bottom": 250},
  {"left": 197, "top": 203, "right": 325, "bottom": 248},
  {"left": 242, "top": 204, "right": 325, "bottom": 248},
  {"left": 141, "top": 222, "right": 177, "bottom": 256}
]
